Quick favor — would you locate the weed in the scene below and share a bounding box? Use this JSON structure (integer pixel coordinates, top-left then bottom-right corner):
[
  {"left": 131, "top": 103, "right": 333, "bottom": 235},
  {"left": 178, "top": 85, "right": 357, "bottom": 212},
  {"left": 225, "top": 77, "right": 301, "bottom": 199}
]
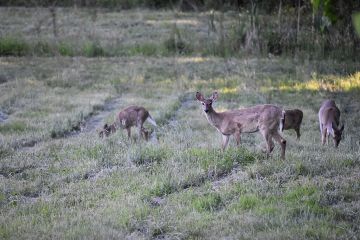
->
[
  {"left": 192, "top": 193, "right": 222, "bottom": 212},
  {"left": 148, "top": 179, "right": 175, "bottom": 197},
  {"left": 130, "top": 146, "right": 170, "bottom": 166},
  {"left": 232, "top": 194, "right": 261, "bottom": 211}
]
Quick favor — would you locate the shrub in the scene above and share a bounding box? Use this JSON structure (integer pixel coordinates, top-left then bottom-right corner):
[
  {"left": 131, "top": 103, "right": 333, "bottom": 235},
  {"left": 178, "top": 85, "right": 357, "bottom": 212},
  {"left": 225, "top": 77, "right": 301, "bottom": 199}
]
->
[
  {"left": 0, "top": 37, "right": 29, "bottom": 56},
  {"left": 58, "top": 42, "right": 75, "bottom": 56},
  {"left": 82, "top": 41, "right": 106, "bottom": 57}
]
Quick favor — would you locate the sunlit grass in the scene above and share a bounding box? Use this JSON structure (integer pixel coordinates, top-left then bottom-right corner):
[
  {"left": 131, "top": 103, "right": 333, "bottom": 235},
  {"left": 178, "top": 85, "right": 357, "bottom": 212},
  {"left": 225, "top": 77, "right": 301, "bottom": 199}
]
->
[{"left": 279, "top": 72, "right": 360, "bottom": 92}]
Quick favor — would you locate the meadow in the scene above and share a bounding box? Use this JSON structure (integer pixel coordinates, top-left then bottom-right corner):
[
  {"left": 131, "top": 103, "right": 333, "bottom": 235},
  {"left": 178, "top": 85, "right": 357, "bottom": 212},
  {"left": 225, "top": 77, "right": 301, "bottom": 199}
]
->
[{"left": 1, "top": 8, "right": 360, "bottom": 239}]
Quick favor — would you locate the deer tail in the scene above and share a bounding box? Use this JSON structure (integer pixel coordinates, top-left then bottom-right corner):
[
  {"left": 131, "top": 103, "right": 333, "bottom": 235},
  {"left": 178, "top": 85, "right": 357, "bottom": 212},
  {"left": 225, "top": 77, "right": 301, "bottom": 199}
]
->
[
  {"left": 280, "top": 110, "right": 286, "bottom": 132},
  {"left": 147, "top": 114, "right": 157, "bottom": 127}
]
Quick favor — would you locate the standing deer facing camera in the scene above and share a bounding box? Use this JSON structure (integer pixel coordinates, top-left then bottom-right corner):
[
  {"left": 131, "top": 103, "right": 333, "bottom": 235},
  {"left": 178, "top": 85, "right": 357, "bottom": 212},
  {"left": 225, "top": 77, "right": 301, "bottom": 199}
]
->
[
  {"left": 318, "top": 100, "right": 344, "bottom": 147},
  {"left": 196, "top": 91, "right": 286, "bottom": 159}
]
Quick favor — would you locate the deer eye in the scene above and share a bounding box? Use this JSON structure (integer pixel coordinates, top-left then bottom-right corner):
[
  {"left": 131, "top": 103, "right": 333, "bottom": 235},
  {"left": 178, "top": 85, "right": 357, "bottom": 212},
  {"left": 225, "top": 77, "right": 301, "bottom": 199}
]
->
[{"left": 202, "top": 102, "right": 205, "bottom": 105}]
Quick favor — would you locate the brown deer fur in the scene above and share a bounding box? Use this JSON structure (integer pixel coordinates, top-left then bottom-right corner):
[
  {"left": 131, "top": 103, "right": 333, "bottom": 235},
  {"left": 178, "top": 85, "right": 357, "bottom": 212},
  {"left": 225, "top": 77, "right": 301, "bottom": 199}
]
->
[
  {"left": 281, "top": 109, "right": 303, "bottom": 140},
  {"left": 117, "top": 106, "right": 156, "bottom": 140},
  {"left": 196, "top": 91, "right": 286, "bottom": 159},
  {"left": 318, "top": 100, "right": 344, "bottom": 147},
  {"left": 99, "top": 123, "right": 116, "bottom": 138},
  {"left": 99, "top": 106, "right": 156, "bottom": 140}
]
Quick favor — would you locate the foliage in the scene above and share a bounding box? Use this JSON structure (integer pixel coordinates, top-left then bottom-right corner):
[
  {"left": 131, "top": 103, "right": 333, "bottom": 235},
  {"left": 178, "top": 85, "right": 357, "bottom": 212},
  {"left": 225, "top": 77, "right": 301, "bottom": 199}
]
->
[{"left": 0, "top": 37, "right": 29, "bottom": 56}]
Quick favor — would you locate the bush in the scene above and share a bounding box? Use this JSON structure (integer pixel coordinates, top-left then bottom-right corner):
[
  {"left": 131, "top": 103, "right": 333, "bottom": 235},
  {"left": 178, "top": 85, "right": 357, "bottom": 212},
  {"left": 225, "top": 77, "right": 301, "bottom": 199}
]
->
[
  {"left": 82, "top": 42, "right": 106, "bottom": 57},
  {"left": 58, "top": 42, "right": 75, "bottom": 57},
  {"left": 0, "top": 37, "right": 29, "bottom": 56}
]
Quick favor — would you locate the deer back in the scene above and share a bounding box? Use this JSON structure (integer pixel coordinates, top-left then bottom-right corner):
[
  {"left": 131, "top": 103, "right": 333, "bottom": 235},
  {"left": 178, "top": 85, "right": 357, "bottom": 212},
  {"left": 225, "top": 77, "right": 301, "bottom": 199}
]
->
[
  {"left": 319, "top": 100, "right": 340, "bottom": 127},
  {"left": 217, "top": 104, "right": 283, "bottom": 134},
  {"left": 118, "top": 106, "right": 149, "bottom": 128}
]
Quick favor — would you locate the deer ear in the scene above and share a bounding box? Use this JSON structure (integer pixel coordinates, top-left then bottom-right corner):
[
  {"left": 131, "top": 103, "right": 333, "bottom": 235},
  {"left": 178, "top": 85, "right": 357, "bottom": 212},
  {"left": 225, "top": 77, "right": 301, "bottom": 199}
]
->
[
  {"left": 212, "top": 91, "right": 218, "bottom": 101},
  {"left": 196, "top": 92, "right": 204, "bottom": 101}
]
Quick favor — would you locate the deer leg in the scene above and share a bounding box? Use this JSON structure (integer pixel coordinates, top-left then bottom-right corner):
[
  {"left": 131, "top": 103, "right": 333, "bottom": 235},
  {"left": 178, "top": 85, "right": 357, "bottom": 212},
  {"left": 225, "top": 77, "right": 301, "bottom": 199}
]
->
[
  {"left": 260, "top": 129, "right": 275, "bottom": 158},
  {"left": 126, "top": 127, "right": 131, "bottom": 139},
  {"left": 234, "top": 131, "right": 241, "bottom": 146},
  {"left": 327, "top": 131, "right": 330, "bottom": 145},
  {"left": 222, "top": 135, "right": 230, "bottom": 151},
  {"left": 141, "top": 127, "right": 149, "bottom": 141},
  {"left": 319, "top": 117, "right": 323, "bottom": 133},
  {"left": 273, "top": 132, "right": 286, "bottom": 160},
  {"left": 321, "top": 128, "right": 327, "bottom": 145},
  {"left": 295, "top": 128, "right": 301, "bottom": 140},
  {"left": 136, "top": 119, "right": 144, "bottom": 140}
]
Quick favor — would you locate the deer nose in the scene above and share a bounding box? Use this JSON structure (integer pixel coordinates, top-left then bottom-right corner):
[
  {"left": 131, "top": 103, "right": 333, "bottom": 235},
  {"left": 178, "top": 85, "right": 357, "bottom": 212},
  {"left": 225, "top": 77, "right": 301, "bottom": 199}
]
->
[{"left": 204, "top": 109, "right": 209, "bottom": 113}]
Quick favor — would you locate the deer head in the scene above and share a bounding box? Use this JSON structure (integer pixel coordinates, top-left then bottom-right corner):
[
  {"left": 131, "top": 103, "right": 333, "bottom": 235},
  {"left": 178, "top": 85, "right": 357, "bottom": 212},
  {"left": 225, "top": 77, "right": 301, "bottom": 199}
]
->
[
  {"left": 332, "top": 122, "right": 344, "bottom": 147},
  {"left": 196, "top": 91, "right": 218, "bottom": 113}
]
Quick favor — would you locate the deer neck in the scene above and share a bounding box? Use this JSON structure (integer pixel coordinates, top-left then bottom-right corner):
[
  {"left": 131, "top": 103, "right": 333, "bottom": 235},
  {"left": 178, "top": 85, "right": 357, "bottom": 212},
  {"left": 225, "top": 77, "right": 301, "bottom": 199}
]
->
[{"left": 205, "top": 108, "right": 222, "bottom": 129}]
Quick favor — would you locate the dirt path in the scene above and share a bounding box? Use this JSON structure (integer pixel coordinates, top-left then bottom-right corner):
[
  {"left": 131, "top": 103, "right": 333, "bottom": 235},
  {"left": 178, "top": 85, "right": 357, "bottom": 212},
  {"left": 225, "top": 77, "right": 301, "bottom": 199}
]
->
[{"left": 70, "top": 97, "right": 122, "bottom": 136}]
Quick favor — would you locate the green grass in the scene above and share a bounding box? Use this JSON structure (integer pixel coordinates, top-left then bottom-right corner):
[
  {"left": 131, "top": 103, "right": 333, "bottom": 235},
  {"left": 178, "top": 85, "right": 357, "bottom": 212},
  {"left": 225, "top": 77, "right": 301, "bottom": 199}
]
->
[
  {"left": 0, "top": 8, "right": 359, "bottom": 240},
  {"left": 0, "top": 36, "right": 29, "bottom": 56}
]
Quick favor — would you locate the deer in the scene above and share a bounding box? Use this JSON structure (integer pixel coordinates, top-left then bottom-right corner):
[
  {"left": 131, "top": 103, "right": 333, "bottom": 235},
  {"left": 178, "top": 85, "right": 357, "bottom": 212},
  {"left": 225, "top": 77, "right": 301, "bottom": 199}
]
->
[
  {"left": 99, "top": 123, "right": 117, "bottom": 138},
  {"left": 280, "top": 109, "right": 303, "bottom": 140},
  {"left": 318, "top": 100, "right": 344, "bottom": 147},
  {"left": 99, "top": 106, "right": 157, "bottom": 140},
  {"left": 196, "top": 91, "right": 286, "bottom": 159}
]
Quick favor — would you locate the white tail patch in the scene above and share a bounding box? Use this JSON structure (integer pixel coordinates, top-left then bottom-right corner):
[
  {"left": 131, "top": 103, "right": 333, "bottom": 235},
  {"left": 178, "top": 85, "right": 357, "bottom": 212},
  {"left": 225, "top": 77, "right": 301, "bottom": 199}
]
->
[
  {"left": 279, "top": 110, "right": 285, "bottom": 132},
  {"left": 147, "top": 115, "right": 157, "bottom": 127}
]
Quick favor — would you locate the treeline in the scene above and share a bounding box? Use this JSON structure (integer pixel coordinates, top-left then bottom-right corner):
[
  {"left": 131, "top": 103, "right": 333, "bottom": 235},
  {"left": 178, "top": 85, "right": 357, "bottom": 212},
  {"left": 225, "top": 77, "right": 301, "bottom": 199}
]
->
[
  {"left": 1, "top": 0, "right": 359, "bottom": 13},
  {"left": 1, "top": 0, "right": 360, "bottom": 59}
]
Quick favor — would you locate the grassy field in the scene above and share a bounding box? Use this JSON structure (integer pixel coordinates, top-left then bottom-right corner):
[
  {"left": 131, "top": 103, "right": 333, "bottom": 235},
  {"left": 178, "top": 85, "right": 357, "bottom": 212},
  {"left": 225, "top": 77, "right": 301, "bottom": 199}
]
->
[{"left": 1, "top": 8, "right": 360, "bottom": 239}]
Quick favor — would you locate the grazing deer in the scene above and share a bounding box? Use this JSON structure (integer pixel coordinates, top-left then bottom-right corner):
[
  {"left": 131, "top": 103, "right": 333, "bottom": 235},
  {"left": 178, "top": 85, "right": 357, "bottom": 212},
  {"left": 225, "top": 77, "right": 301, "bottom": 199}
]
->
[
  {"left": 318, "top": 100, "right": 344, "bottom": 147},
  {"left": 280, "top": 109, "right": 303, "bottom": 140},
  {"left": 117, "top": 105, "right": 157, "bottom": 140},
  {"left": 196, "top": 91, "right": 286, "bottom": 159},
  {"left": 99, "top": 123, "right": 117, "bottom": 138}
]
